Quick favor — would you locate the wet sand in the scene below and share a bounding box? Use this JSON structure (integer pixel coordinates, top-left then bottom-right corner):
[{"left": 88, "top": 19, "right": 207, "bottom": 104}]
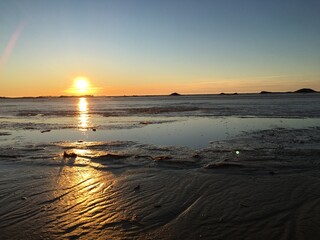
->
[{"left": 1, "top": 127, "right": 320, "bottom": 239}]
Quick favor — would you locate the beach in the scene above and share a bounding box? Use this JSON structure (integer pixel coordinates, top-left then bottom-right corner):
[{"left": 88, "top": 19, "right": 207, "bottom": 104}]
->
[{"left": 1, "top": 94, "right": 320, "bottom": 239}]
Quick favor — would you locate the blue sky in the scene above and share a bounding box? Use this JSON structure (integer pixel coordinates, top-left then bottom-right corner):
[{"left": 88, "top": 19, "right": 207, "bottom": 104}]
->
[{"left": 1, "top": 0, "right": 319, "bottom": 96}]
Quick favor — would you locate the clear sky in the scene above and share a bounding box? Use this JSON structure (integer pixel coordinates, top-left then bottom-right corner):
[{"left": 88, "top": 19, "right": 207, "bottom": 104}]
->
[{"left": 1, "top": 0, "right": 319, "bottom": 96}]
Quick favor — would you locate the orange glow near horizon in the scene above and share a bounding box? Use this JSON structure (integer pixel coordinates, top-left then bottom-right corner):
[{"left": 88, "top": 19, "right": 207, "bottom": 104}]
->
[
  {"left": 1, "top": 74, "right": 319, "bottom": 97},
  {"left": 64, "top": 77, "right": 99, "bottom": 96}
]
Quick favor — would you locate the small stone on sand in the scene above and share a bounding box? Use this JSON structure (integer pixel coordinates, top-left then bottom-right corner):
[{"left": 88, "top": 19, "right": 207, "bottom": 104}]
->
[
  {"left": 63, "top": 151, "right": 77, "bottom": 158},
  {"left": 41, "top": 130, "right": 51, "bottom": 133},
  {"left": 140, "top": 121, "right": 151, "bottom": 125},
  {"left": 193, "top": 153, "right": 201, "bottom": 158},
  {"left": 240, "top": 203, "right": 249, "bottom": 207},
  {"left": 153, "top": 155, "right": 172, "bottom": 161}
]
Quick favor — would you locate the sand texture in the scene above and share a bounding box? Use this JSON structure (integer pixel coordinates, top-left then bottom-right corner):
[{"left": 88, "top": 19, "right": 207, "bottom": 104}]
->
[{"left": 0, "top": 127, "right": 320, "bottom": 239}]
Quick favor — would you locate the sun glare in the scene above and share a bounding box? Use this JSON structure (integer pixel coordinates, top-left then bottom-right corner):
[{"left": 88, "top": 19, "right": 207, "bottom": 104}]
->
[
  {"left": 65, "top": 76, "right": 98, "bottom": 95},
  {"left": 75, "top": 78, "right": 89, "bottom": 93}
]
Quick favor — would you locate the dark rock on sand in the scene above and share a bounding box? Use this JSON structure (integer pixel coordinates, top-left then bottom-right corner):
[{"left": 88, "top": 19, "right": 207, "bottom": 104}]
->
[
  {"left": 41, "top": 129, "right": 51, "bottom": 133},
  {"left": 153, "top": 155, "right": 173, "bottom": 161},
  {"left": 0, "top": 154, "right": 18, "bottom": 158},
  {"left": 192, "top": 153, "right": 201, "bottom": 158},
  {"left": 240, "top": 203, "right": 249, "bottom": 207},
  {"left": 140, "top": 121, "right": 151, "bottom": 125},
  {"left": 63, "top": 151, "right": 77, "bottom": 158},
  {"left": 0, "top": 132, "right": 11, "bottom": 136}
]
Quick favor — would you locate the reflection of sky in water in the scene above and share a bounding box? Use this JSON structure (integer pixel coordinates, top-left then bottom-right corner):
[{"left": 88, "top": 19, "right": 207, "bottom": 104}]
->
[{"left": 7, "top": 117, "right": 320, "bottom": 148}]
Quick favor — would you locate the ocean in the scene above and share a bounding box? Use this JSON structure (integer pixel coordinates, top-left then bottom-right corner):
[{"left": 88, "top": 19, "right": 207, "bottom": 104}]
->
[
  {"left": 1, "top": 93, "right": 320, "bottom": 147},
  {"left": 0, "top": 93, "right": 320, "bottom": 239}
]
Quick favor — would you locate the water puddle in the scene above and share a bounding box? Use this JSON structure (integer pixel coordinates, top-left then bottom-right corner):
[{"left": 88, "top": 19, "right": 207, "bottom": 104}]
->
[{"left": 4, "top": 117, "right": 320, "bottom": 148}]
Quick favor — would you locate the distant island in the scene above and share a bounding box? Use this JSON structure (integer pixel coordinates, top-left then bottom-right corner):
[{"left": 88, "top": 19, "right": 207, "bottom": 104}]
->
[
  {"left": 260, "top": 88, "right": 318, "bottom": 94},
  {"left": 294, "top": 88, "right": 317, "bottom": 93},
  {"left": 219, "top": 92, "right": 238, "bottom": 95},
  {"left": 170, "top": 92, "right": 181, "bottom": 96}
]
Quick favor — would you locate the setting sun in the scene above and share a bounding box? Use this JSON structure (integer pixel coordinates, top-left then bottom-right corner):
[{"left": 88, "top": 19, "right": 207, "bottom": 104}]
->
[
  {"left": 75, "top": 78, "right": 89, "bottom": 93},
  {"left": 64, "top": 77, "right": 99, "bottom": 95}
]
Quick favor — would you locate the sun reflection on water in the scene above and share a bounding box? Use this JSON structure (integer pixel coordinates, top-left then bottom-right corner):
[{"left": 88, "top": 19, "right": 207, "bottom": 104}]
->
[{"left": 78, "top": 98, "right": 90, "bottom": 131}]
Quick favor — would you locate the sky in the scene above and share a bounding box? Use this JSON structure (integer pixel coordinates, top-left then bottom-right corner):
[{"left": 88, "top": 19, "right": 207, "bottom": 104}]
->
[{"left": 0, "top": 0, "right": 319, "bottom": 96}]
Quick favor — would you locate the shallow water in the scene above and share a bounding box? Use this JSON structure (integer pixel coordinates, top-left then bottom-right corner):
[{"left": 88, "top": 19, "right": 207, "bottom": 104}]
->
[
  {"left": 1, "top": 94, "right": 320, "bottom": 148},
  {"left": 1, "top": 116, "right": 320, "bottom": 148},
  {"left": 1, "top": 94, "right": 320, "bottom": 239}
]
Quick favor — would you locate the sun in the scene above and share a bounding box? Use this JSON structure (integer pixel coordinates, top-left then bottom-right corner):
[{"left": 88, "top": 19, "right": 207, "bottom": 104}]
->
[
  {"left": 75, "top": 78, "right": 89, "bottom": 93},
  {"left": 65, "top": 76, "right": 98, "bottom": 95}
]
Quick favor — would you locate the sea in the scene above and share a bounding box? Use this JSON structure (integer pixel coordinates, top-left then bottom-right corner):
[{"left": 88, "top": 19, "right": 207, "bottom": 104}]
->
[
  {"left": 1, "top": 93, "right": 320, "bottom": 148},
  {"left": 1, "top": 93, "right": 320, "bottom": 239}
]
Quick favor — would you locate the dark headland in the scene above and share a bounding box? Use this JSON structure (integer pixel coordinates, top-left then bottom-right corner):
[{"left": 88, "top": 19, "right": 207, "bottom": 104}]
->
[
  {"left": 294, "top": 88, "right": 318, "bottom": 93},
  {"left": 260, "top": 88, "right": 318, "bottom": 94}
]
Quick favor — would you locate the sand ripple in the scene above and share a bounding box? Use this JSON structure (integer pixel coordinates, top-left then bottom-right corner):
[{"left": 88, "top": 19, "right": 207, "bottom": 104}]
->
[{"left": 0, "top": 128, "right": 320, "bottom": 239}]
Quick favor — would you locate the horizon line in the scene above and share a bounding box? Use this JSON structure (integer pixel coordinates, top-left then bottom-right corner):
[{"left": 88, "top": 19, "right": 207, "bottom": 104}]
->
[{"left": 0, "top": 88, "right": 318, "bottom": 99}]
